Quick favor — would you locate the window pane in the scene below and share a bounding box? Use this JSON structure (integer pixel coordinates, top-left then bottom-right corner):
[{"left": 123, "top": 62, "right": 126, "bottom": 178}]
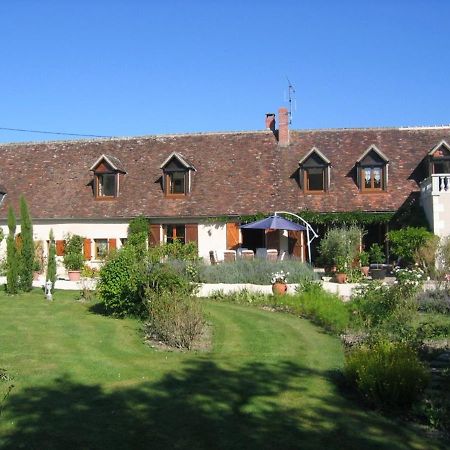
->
[
  {"left": 307, "top": 168, "right": 324, "bottom": 191},
  {"left": 373, "top": 167, "right": 382, "bottom": 188},
  {"left": 170, "top": 172, "right": 185, "bottom": 194},
  {"left": 98, "top": 174, "right": 116, "bottom": 196},
  {"left": 166, "top": 225, "right": 185, "bottom": 244},
  {"left": 175, "top": 225, "right": 185, "bottom": 244},
  {"left": 95, "top": 239, "right": 108, "bottom": 258},
  {"left": 364, "top": 168, "right": 372, "bottom": 188}
]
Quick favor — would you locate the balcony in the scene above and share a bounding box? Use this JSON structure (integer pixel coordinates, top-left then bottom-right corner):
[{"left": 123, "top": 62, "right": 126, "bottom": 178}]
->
[{"left": 420, "top": 174, "right": 450, "bottom": 236}]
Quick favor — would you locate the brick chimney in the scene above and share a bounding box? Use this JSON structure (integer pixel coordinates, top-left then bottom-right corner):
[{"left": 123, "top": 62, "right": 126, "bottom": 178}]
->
[
  {"left": 278, "top": 107, "right": 289, "bottom": 146},
  {"left": 265, "top": 113, "right": 276, "bottom": 131}
]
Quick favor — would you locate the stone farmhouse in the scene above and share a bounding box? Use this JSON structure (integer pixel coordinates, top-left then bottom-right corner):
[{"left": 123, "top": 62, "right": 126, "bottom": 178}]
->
[{"left": 0, "top": 107, "right": 449, "bottom": 271}]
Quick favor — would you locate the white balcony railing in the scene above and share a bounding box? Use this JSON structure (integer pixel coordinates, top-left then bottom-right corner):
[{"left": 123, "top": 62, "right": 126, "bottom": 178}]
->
[{"left": 420, "top": 174, "right": 450, "bottom": 195}]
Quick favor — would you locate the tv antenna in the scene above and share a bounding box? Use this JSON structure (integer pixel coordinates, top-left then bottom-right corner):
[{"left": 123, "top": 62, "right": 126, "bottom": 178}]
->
[{"left": 285, "top": 76, "right": 296, "bottom": 125}]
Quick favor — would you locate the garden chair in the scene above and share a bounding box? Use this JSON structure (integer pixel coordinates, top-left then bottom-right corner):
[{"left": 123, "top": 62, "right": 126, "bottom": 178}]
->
[
  {"left": 241, "top": 249, "right": 254, "bottom": 261},
  {"left": 266, "top": 249, "right": 278, "bottom": 262},
  {"left": 209, "top": 250, "right": 221, "bottom": 265},
  {"left": 223, "top": 250, "right": 236, "bottom": 262}
]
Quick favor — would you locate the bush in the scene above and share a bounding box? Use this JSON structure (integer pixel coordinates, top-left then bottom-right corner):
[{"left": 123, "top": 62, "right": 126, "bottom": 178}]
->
[
  {"left": 97, "top": 246, "right": 146, "bottom": 317},
  {"left": 344, "top": 341, "right": 429, "bottom": 409},
  {"left": 145, "top": 290, "right": 204, "bottom": 350},
  {"left": 417, "top": 289, "right": 450, "bottom": 314},
  {"left": 63, "top": 234, "right": 85, "bottom": 271},
  {"left": 148, "top": 263, "right": 196, "bottom": 296},
  {"left": 199, "top": 259, "right": 316, "bottom": 285},
  {"left": 388, "top": 227, "right": 435, "bottom": 266}
]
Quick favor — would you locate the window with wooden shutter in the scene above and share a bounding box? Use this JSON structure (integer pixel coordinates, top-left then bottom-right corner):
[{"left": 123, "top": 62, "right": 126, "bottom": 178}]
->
[
  {"left": 185, "top": 224, "right": 198, "bottom": 244},
  {"left": 149, "top": 224, "right": 161, "bottom": 247},
  {"left": 56, "top": 240, "right": 65, "bottom": 256},
  {"left": 83, "top": 239, "right": 92, "bottom": 260},
  {"left": 108, "top": 238, "right": 117, "bottom": 251},
  {"left": 226, "top": 223, "right": 240, "bottom": 249}
]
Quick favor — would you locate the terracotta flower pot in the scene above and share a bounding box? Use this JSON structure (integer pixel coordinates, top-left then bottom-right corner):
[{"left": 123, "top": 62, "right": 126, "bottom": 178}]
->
[
  {"left": 272, "top": 282, "right": 288, "bottom": 295},
  {"left": 335, "top": 272, "right": 347, "bottom": 284},
  {"left": 68, "top": 270, "right": 81, "bottom": 281},
  {"left": 361, "top": 266, "right": 370, "bottom": 277}
]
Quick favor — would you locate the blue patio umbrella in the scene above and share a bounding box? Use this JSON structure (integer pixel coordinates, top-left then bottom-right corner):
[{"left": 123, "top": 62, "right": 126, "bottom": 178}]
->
[{"left": 240, "top": 215, "right": 306, "bottom": 231}]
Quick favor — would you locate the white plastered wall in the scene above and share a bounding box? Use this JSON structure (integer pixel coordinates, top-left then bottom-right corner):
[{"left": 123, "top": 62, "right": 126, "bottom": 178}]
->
[{"left": 197, "top": 223, "right": 227, "bottom": 261}]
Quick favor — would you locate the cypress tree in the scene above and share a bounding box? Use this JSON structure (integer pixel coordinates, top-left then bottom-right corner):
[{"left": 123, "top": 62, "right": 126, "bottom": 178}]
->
[
  {"left": 19, "top": 196, "right": 34, "bottom": 291},
  {"left": 46, "top": 229, "right": 57, "bottom": 293},
  {"left": 6, "top": 206, "right": 18, "bottom": 294}
]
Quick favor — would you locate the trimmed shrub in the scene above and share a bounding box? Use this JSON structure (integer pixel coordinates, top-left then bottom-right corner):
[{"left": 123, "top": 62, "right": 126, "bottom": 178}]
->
[
  {"left": 344, "top": 341, "right": 429, "bottom": 409},
  {"left": 6, "top": 206, "right": 18, "bottom": 294},
  {"left": 63, "top": 234, "right": 85, "bottom": 271},
  {"left": 145, "top": 290, "right": 205, "bottom": 350},
  {"left": 18, "top": 196, "right": 34, "bottom": 291}
]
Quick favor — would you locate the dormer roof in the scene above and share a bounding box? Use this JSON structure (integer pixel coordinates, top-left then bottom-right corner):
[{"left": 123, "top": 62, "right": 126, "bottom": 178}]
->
[
  {"left": 356, "top": 145, "right": 389, "bottom": 164},
  {"left": 89, "top": 154, "right": 126, "bottom": 173},
  {"left": 160, "top": 151, "right": 196, "bottom": 171},
  {"left": 298, "top": 147, "right": 331, "bottom": 165},
  {"left": 428, "top": 140, "right": 450, "bottom": 157}
]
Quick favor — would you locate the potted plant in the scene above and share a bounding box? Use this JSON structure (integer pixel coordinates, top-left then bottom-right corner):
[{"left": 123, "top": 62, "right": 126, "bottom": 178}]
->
[
  {"left": 359, "top": 250, "right": 370, "bottom": 277},
  {"left": 271, "top": 270, "right": 289, "bottom": 295},
  {"left": 369, "top": 243, "right": 386, "bottom": 280},
  {"left": 63, "top": 234, "right": 85, "bottom": 281},
  {"left": 334, "top": 255, "right": 348, "bottom": 284}
]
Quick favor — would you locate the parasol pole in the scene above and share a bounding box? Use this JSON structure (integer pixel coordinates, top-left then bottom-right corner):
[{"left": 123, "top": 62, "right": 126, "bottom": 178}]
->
[{"left": 274, "top": 211, "right": 319, "bottom": 264}]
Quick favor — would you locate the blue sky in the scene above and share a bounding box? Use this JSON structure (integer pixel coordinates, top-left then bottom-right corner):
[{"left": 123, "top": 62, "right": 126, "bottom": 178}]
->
[{"left": 0, "top": 0, "right": 449, "bottom": 142}]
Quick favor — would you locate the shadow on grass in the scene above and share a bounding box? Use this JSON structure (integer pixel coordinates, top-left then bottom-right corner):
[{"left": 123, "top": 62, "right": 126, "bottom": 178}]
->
[
  {"left": 1, "top": 359, "right": 439, "bottom": 450},
  {"left": 87, "top": 300, "right": 109, "bottom": 316}
]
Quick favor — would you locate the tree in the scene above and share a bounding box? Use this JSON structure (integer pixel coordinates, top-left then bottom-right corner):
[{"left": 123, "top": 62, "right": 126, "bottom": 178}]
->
[
  {"left": 6, "top": 206, "right": 18, "bottom": 294},
  {"left": 19, "top": 196, "right": 34, "bottom": 291},
  {"left": 46, "top": 229, "right": 57, "bottom": 293}
]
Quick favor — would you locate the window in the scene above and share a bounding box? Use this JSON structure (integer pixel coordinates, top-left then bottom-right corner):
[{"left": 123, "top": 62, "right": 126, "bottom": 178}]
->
[
  {"left": 160, "top": 152, "right": 196, "bottom": 197},
  {"left": 94, "top": 239, "right": 108, "bottom": 259},
  {"left": 96, "top": 173, "right": 117, "bottom": 197},
  {"left": 356, "top": 146, "right": 388, "bottom": 192},
  {"left": 305, "top": 167, "right": 325, "bottom": 191},
  {"left": 89, "top": 154, "right": 126, "bottom": 199},
  {"left": 166, "top": 171, "right": 186, "bottom": 195},
  {"left": 428, "top": 141, "right": 450, "bottom": 175},
  {"left": 299, "top": 147, "right": 331, "bottom": 193},
  {"left": 165, "top": 225, "right": 185, "bottom": 244},
  {"left": 361, "top": 166, "right": 383, "bottom": 191}
]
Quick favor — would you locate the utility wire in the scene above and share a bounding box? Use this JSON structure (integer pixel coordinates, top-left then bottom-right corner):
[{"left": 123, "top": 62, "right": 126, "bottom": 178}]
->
[{"left": 0, "top": 126, "right": 111, "bottom": 138}]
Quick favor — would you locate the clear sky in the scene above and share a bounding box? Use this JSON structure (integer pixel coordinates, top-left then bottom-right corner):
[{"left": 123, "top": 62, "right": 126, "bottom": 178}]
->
[{"left": 0, "top": 0, "right": 449, "bottom": 142}]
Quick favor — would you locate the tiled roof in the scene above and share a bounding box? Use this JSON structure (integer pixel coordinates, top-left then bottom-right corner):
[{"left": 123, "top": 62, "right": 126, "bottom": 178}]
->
[{"left": 1, "top": 127, "right": 450, "bottom": 220}]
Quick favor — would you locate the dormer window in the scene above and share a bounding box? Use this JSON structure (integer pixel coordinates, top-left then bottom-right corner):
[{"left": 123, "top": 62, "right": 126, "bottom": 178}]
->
[
  {"left": 89, "top": 155, "right": 126, "bottom": 199},
  {"left": 428, "top": 140, "right": 450, "bottom": 175},
  {"left": 356, "top": 145, "right": 389, "bottom": 192},
  {"left": 160, "top": 152, "right": 196, "bottom": 197},
  {"left": 299, "top": 147, "right": 331, "bottom": 193}
]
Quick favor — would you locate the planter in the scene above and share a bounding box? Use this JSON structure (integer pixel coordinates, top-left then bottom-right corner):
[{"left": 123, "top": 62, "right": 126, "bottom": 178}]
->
[
  {"left": 68, "top": 270, "right": 81, "bottom": 282},
  {"left": 335, "top": 272, "right": 347, "bottom": 284},
  {"left": 361, "top": 266, "right": 370, "bottom": 277},
  {"left": 272, "top": 282, "right": 288, "bottom": 295},
  {"left": 370, "top": 268, "right": 386, "bottom": 280}
]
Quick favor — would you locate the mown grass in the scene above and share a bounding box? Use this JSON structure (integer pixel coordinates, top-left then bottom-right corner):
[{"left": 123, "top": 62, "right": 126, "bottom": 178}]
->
[{"left": 0, "top": 289, "right": 445, "bottom": 449}]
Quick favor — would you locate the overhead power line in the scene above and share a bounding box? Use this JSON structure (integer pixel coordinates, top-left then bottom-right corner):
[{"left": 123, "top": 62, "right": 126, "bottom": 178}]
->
[{"left": 0, "top": 126, "right": 111, "bottom": 139}]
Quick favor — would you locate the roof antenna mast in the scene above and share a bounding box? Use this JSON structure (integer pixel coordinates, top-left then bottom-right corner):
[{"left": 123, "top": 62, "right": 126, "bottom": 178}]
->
[{"left": 285, "top": 76, "right": 296, "bottom": 125}]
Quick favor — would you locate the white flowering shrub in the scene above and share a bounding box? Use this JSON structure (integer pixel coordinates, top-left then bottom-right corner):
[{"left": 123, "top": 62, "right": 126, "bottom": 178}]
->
[
  {"left": 393, "top": 266, "right": 425, "bottom": 296},
  {"left": 271, "top": 270, "right": 289, "bottom": 284}
]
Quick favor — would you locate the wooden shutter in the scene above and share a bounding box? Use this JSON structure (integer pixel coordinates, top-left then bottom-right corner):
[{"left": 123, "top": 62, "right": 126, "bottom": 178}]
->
[
  {"left": 56, "top": 240, "right": 65, "bottom": 256},
  {"left": 149, "top": 224, "right": 161, "bottom": 247},
  {"left": 185, "top": 224, "right": 198, "bottom": 244},
  {"left": 108, "top": 238, "right": 117, "bottom": 251},
  {"left": 83, "top": 239, "right": 92, "bottom": 260},
  {"left": 226, "top": 223, "right": 240, "bottom": 250},
  {"left": 288, "top": 230, "right": 305, "bottom": 261}
]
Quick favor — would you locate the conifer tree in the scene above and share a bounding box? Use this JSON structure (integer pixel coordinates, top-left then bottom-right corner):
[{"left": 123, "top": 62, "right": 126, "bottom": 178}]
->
[
  {"left": 46, "top": 229, "right": 57, "bottom": 293},
  {"left": 19, "top": 196, "right": 34, "bottom": 291},
  {"left": 6, "top": 206, "right": 18, "bottom": 294}
]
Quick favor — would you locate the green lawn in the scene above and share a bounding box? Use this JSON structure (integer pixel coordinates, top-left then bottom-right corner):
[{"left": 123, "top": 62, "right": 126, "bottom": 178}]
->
[{"left": 0, "top": 290, "right": 444, "bottom": 449}]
